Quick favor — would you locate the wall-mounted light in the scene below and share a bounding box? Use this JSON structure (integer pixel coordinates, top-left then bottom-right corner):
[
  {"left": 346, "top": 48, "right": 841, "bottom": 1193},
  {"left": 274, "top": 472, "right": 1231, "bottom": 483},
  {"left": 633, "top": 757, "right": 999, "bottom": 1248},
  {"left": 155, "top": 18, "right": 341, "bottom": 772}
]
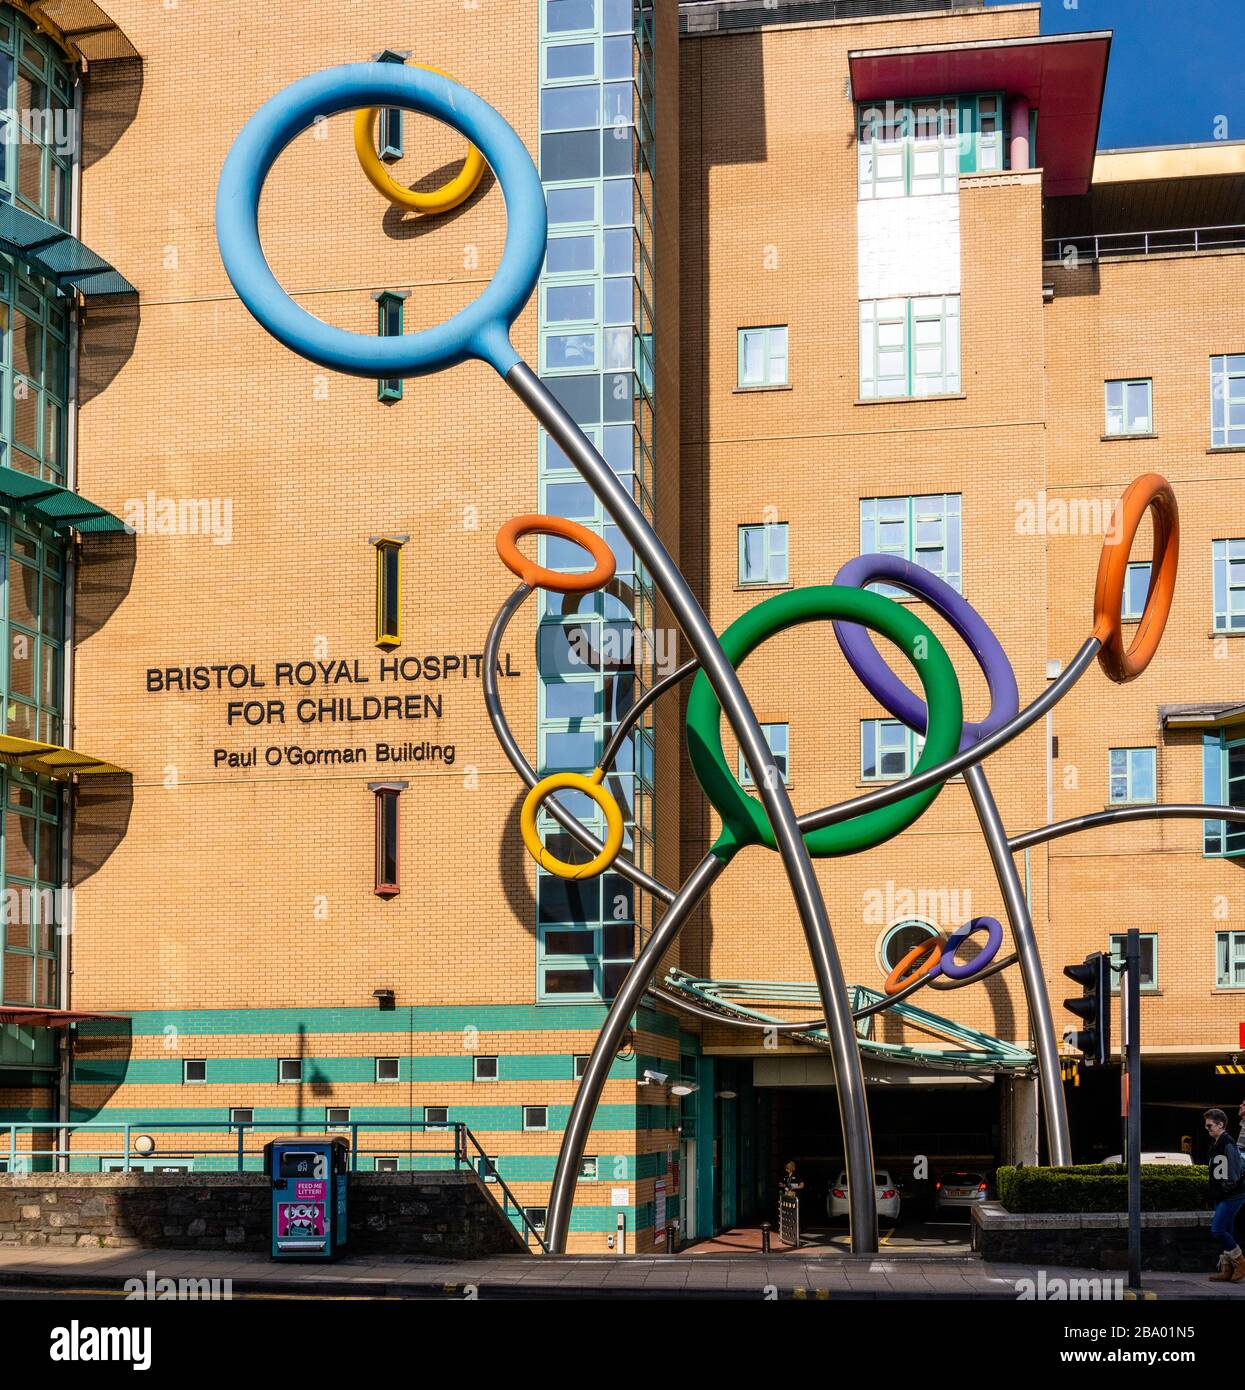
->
[
  {"left": 671, "top": 1081, "right": 699, "bottom": 1098},
  {"left": 133, "top": 1134, "right": 156, "bottom": 1157},
  {"left": 372, "top": 988, "right": 396, "bottom": 1011}
]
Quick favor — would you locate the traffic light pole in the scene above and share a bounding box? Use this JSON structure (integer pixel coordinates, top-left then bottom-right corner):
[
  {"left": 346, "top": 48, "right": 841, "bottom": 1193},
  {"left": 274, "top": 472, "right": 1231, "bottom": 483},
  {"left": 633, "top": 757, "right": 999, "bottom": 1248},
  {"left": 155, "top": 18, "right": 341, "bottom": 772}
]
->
[{"left": 1124, "top": 928, "right": 1142, "bottom": 1291}]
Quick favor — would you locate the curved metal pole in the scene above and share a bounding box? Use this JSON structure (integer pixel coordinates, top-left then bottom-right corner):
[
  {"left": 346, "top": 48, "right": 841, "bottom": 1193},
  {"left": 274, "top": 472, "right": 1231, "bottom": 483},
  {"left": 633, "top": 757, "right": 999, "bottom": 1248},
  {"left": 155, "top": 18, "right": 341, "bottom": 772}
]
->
[
  {"left": 1009, "top": 802, "right": 1245, "bottom": 853},
  {"left": 546, "top": 852, "right": 726, "bottom": 1253},
  {"left": 482, "top": 579, "right": 676, "bottom": 906},
  {"left": 509, "top": 362, "right": 878, "bottom": 1256},
  {"left": 964, "top": 762, "right": 1071, "bottom": 1165},
  {"left": 599, "top": 658, "right": 699, "bottom": 775}
]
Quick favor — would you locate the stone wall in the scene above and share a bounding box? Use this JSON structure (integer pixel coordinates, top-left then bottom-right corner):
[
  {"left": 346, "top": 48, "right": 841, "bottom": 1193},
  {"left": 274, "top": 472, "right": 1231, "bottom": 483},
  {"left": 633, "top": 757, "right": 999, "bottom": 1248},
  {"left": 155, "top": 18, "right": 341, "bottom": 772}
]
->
[
  {"left": 972, "top": 1202, "right": 1221, "bottom": 1273},
  {"left": 0, "top": 1171, "right": 529, "bottom": 1258}
]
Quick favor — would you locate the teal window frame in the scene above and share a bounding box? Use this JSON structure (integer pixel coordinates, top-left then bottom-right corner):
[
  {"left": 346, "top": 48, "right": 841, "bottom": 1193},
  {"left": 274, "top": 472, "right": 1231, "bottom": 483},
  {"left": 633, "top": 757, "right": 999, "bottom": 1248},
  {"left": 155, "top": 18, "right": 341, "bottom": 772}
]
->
[
  {"left": 523, "top": 1105, "right": 549, "bottom": 1131},
  {"left": 182, "top": 1059, "right": 206, "bottom": 1084},
  {"left": 856, "top": 93, "right": 1003, "bottom": 199},
  {"left": 860, "top": 493, "right": 962, "bottom": 594},
  {"left": 0, "top": 13, "right": 74, "bottom": 229},
  {"left": 1217, "top": 932, "right": 1245, "bottom": 989},
  {"left": 376, "top": 51, "right": 407, "bottom": 162},
  {"left": 375, "top": 1056, "right": 399, "bottom": 1083},
  {"left": 1, "top": 263, "right": 71, "bottom": 484},
  {"left": 1204, "top": 731, "right": 1245, "bottom": 857},
  {"left": 473, "top": 1055, "right": 499, "bottom": 1082},
  {"left": 861, "top": 718, "right": 924, "bottom": 782},
  {"left": 880, "top": 919, "right": 939, "bottom": 973},
  {"left": 376, "top": 292, "right": 403, "bottom": 401},
  {"left": 1109, "top": 933, "right": 1158, "bottom": 993},
  {"left": 1122, "top": 561, "right": 1151, "bottom": 621},
  {"left": 738, "top": 522, "right": 789, "bottom": 585},
  {"left": 738, "top": 722, "right": 789, "bottom": 787},
  {"left": 1104, "top": 378, "right": 1153, "bottom": 436},
  {"left": 859, "top": 296, "right": 961, "bottom": 399},
  {"left": 1108, "top": 747, "right": 1156, "bottom": 805},
  {"left": 737, "top": 326, "right": 788, "bottom": 389},
  {"left": 542, "top": 0, "right": 599, "bottom": 39},
  {"left": 1213, "top": 538, "right": 1245, "bottom": 632},
  {"left": 1211, "top": 354, "right": 1245, "bottom": 448}
]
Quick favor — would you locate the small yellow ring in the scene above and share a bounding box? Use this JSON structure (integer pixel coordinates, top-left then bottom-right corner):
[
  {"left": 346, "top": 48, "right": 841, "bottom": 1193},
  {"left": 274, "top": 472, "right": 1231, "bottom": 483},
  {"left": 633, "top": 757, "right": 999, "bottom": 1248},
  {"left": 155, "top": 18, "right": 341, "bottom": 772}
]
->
[
  {"left": 353, "top": 64, "right": 486, "bottom": 215},
  {"left": 520, "top": 769, "right": 624, "bottom": 881}
]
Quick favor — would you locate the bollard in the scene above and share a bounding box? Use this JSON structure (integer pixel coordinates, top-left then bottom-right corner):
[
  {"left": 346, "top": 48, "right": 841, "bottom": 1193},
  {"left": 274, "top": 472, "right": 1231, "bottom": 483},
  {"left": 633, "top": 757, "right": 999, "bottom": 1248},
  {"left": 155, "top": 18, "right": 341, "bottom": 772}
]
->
[{"left": 761, "top": 1221, "right": 771, "bottom": 1254}]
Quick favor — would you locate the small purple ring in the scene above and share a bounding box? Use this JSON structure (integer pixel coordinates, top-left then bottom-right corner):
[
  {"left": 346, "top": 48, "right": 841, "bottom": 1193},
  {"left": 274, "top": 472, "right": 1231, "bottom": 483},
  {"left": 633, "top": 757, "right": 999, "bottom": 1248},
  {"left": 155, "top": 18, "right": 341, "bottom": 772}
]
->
[
  {"left": 933, "top": 916, "right": 1004, "bottom": 981},
  {"left": 832, "top": 555, "right": 1018, "bottom": 749}
]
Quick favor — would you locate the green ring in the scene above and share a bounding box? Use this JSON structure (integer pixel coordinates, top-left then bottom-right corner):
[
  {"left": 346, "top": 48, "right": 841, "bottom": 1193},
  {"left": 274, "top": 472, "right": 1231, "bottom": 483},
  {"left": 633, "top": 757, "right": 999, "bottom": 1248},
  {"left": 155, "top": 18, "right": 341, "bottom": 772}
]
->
[{"left": 686, "top": 585, "right": 963, "bottom": 861}]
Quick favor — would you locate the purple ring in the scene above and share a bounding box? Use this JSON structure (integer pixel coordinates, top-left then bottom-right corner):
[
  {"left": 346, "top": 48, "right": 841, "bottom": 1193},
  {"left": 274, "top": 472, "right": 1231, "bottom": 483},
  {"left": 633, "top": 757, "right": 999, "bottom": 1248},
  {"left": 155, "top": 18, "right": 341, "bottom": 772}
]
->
[
  {"left": 931, "top": 916, "right": 1004, "bottom": 981},
  {"left": 832, "top": 555, "right": 1018, "bottom": 749}
]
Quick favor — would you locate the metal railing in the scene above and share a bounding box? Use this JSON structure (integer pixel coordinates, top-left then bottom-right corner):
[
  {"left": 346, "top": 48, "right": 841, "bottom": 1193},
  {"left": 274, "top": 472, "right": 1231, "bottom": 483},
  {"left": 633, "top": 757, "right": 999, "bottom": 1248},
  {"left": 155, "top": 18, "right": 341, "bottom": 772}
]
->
[
  {"left": 1044, "top": 225, "right": 1245, "bottom": 263},
  {"left": 1, "top": 1118, "right": 548, "bottom": 1253}
]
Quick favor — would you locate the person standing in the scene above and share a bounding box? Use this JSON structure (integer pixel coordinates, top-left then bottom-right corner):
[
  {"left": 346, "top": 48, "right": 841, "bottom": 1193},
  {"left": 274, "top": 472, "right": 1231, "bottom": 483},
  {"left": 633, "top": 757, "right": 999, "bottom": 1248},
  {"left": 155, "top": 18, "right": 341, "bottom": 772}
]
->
[{"left": 1204, "top": 1109, "right": 1245, "bottom": 1281}]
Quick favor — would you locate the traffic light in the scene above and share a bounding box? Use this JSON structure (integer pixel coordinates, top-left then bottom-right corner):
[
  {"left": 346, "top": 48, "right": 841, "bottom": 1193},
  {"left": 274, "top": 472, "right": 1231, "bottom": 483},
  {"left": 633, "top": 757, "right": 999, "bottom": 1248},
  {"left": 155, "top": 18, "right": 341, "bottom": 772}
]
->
[{"left": 1063, "top": 951, "right": 1111, "bottom": 1066}]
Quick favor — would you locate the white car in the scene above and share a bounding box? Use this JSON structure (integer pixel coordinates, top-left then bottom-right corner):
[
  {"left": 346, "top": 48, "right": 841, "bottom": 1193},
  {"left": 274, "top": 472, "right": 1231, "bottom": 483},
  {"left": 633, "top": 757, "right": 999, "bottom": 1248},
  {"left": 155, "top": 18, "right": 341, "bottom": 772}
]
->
[
  {"left": 934, "top": 1169, "right": 991, "bottom": 1211},
  {"left": 827, "top": 1169, "right": 900, "bottom": 1222},
  {"left": 1101, "top": 1151, "right": 1192, "bottom": 1166}
]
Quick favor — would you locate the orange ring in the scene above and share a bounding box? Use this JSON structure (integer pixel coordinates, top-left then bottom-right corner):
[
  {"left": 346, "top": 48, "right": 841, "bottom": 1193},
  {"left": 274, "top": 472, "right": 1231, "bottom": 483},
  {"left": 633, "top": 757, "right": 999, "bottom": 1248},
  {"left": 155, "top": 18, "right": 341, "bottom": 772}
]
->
[
  {"left": 496, "top": 514, "right": 616, "bottom": 594},
  {"left": 883, "top": 935, "right": 945, "bottom": 997},
  {"left": 1091, "top": 473, "right": 1179, "bottom": 684}
]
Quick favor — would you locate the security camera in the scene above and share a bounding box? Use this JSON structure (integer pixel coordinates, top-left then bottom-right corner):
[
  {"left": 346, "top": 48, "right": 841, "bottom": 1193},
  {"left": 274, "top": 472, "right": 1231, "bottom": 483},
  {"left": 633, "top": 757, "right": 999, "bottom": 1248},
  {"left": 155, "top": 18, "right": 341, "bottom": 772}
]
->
[{"left": 641, "top": 1068, "right": 669, "bottom": 1086}]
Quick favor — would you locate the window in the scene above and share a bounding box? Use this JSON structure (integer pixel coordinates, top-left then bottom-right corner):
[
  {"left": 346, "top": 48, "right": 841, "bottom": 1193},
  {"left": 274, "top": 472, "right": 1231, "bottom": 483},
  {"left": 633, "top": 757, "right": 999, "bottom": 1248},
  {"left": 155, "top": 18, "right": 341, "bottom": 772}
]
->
[
  {"left": 862, "top": 719, "right": 924, "bottom": 781},
  {"left": 375, "top": 1157, "right": 399, "bottom": 1172},
  {"left": 580, "top": 1155, "right": 598, "bottom": 1180},
  {"left": 1204, "top": 732, "right": 1245, "bottom": 858},
  {"left": 738, "top": 523, "right": 789, "bottom": 586},
  {"left": 859, "top": 297, "right": 960, "bottom": 399},
  {"left": 525, "top": 1206, "right": 549, "bottom": 1233},
  {"left": 278, "top": 1058, "right": 302, "bottom": 1084},
  {"left": 372, "top": 781, "right": 404, "bottom": 898},
  {"left": 376, "top": 291, "right": 405, "bottom": 401},
  {"left": 326, "top": 1108, "right": 350, "bottom": 1132},
  {"left": 183, "top": 1059, "right": 206, "bottom": 1084},
  {"left": 474, "top": 1055, "right": 499, "bottom": 1082},
  {"left": 860, "top": 494, "right": 962, "bottom": 593},
  {"left": 375, "top": 1057, "right": 400, "bottom": 1083},
  {"left": 857, "top": 94, "right": 1002, "bottom": 198},
  {"left": 376, "top": 50, "right": 407, "bottom": 162},
  {"left": 1108, "top": 747, "right": 1156, "bottom": 805},
  {"left": 879, "top": 919, "right": 939, "bottom": 973},
  {"left": 476, "top": 1154, "right": 499, "bottom": 1183},
  {"left": 1122, "top": 562, "right": 1151, "bottom": 621},
  {"left": 1213, "top": 539, "right": 1245, "bottom": 633},
  {"left": 738, "top": 723, "right": 789, "bottom": 788},
  {"left": 424, "top": 1106, "right": 448, "bottom": 1127},
  {"left": 1104, "top": 379, "right": 1153, "bottom": 436},
  {"left": 1218, "top": 932, "right": 1245, "bottom": 988},
  {"left": 537, "top": 874, "right": 636, "bottom": 1003},
  {"left": 574, "top": 1054, "right": 590, "bottom": 1079},
  {"left": 1211, "top": 355, "right": 1245, "bottom": 448},
  {"left": 374, "top": 538, "right": 403, "bottom": 648},
  {"left": 1109, "top": 934, "right": 1158, "bottom": 992},
  {"left": 229, "top": 1108, "right": 253, "bottom": 1126},
  {"left": 523, "top": 1105, "right": 549, "bottom": 1131},
  {"left": 737, "top": 326, "right": 788, "bottom": 388}
]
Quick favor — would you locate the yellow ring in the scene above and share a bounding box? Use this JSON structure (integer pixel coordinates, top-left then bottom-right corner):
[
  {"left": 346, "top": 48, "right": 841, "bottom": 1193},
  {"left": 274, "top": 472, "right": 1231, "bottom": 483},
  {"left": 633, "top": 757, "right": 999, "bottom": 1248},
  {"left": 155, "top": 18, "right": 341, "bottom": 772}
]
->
[
  {"left": 353, "top": 63, "right": 486, "bottom": 215},
  {"left": 520, "top": 769, "right": 624, "bottom": 881}
]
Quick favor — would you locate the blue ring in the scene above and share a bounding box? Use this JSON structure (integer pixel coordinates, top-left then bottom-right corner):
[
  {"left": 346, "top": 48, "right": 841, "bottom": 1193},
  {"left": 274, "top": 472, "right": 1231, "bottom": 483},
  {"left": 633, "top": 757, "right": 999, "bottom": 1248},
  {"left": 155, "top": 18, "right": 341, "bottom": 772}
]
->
[
  {"left": 930, "top": 916, "right": 1004, "bottom": 981},
  {"left": 216, "top": 63, "right": 547, "bottom": 379}
]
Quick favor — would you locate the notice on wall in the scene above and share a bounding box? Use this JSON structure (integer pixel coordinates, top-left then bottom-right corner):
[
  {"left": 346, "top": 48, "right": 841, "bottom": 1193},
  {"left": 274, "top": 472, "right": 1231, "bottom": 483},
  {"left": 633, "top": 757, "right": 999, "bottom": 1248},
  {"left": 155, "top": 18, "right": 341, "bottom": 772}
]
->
[
  {"left": 142, "top": 651, "right": 522, "bottom": 772},
  {"left": 654, "top": 1179, "right": 667, "bottom": 1241}
]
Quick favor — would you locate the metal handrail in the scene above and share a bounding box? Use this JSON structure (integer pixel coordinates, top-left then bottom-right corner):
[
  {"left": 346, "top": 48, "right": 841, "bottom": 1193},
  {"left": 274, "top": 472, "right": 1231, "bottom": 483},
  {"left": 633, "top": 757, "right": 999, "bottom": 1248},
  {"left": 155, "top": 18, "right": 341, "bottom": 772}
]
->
[
  {"left": 1044, "top": 224, "right": 1245, "bottom": 263},
  {"left": 1, "top": 1118, "right": 548, "bottom": 1253}
]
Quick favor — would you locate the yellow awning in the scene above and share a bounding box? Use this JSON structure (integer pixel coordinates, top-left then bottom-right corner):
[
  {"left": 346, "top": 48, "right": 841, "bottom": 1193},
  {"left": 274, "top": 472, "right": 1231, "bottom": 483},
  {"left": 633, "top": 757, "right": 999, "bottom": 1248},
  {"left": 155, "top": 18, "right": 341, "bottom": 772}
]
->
[{"left": 0, "top": 734, "right": 125, "bottom": 779}]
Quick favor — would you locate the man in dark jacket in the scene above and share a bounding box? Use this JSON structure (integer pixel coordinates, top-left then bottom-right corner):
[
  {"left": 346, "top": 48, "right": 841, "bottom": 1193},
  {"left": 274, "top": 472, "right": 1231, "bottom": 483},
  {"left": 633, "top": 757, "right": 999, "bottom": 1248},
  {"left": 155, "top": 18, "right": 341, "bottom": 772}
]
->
[{"left": 1205, "top": 1109, "right": 1245, "bottom": 1281}]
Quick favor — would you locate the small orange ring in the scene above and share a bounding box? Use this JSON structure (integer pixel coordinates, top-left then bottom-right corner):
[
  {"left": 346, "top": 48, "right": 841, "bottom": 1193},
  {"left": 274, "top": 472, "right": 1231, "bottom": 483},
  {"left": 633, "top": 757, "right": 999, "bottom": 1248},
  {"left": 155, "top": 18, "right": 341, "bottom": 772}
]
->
[
  {"left": 1091, "top": 473, "right": 1179, "bottom": 684},
  {"left": 496, "top": 514, "right": 616, "bottom": 594},
  {"left": 883, "top": 936, "right": 945, "bottom": 997}
]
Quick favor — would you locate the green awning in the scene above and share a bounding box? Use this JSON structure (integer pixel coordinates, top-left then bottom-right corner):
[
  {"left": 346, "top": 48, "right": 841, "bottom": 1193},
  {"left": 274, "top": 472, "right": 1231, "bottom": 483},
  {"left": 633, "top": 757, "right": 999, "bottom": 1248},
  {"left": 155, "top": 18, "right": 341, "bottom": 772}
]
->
[
  {"left": 0, "top": 464, "right": 127, "bottom": 534},
  {"left": 0, "top": 199, "right": 136, "bottom": 298}
]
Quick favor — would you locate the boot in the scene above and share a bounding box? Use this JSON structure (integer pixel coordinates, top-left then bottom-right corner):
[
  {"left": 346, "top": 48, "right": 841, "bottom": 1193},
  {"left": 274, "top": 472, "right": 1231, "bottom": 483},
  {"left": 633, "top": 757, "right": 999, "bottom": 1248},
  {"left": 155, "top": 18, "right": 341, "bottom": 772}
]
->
[
  {"left": 1210, "top": 1253, "right": 1233, "bottom": 1281},
  {"left": 1230, "top": 1254, "right": 1245, "bottom": 1283}
]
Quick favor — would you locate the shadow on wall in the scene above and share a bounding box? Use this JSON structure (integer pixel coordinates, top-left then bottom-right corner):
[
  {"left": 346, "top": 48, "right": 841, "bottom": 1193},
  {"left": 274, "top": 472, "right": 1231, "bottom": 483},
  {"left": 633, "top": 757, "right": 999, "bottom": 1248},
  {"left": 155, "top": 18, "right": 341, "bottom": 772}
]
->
[
  {"left": 71, "top": 772, "right": 133, "bottom": 888},
  {"left": 499, "top": 787, "right": 537, "bottom": 939},
  {"left": 79, "top": 56, "right": 144, "bottom": 173},
  {"left": 68, "top": 1015, "right": 134, "bottom": 1123},
  {"left": 380, "top": 164, "right": 496, "bottom": 241},
  {"left": 74, "top": 531, "right": 136, "bottom": 644},
  {"left": 78, "top": 294, "right": 141, "bottom": 408}
]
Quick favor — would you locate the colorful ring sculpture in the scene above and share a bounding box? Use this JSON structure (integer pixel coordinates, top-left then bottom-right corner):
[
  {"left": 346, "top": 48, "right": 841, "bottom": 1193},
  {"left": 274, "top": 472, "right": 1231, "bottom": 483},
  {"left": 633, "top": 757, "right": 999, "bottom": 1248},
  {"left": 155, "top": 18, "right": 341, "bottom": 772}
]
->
[
  {"left": 521, "top": 770, "right": 624, "bottom": 881},
  {"left": 218, "top": 55, "right": 1216, "bottom": 1258},
  {"left": 353, "top": 64, "right": 486, "bottom": 214},
  {"left": 1092, "top": 472, "right": 1180, "bottom": 683},
  {"left": 496, "top": 514, "right": 616, "bottom": 594}
]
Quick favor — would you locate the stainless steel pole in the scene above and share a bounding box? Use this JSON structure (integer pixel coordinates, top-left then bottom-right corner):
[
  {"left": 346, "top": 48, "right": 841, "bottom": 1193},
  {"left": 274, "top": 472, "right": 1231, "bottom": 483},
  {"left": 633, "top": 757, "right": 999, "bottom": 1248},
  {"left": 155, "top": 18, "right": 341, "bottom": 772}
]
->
[
  {"left": 964, "top": 762, "right": 1072, "bottom": 1166},
  {"left": 1125, "top": 928, "right": 1142, "bottom": 1289},
  {"left": 507, "top": 362, "right": 877, "bottom": 1254}
]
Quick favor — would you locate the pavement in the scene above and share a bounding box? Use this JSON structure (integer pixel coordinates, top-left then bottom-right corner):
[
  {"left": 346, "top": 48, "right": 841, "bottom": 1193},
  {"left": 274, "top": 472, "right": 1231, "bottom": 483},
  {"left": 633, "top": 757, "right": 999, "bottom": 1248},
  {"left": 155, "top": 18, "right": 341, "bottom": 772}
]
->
[{"left": 1, "top": 1243, "right": 1244, "bottom": 1299}]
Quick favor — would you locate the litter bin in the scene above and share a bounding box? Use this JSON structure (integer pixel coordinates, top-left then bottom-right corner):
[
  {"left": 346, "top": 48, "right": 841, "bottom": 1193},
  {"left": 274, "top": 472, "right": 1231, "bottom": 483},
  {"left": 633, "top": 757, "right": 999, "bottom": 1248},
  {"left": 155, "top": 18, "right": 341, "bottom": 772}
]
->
[{"left": 264, "top": 1135, "right": 349, "bottom": 1260}]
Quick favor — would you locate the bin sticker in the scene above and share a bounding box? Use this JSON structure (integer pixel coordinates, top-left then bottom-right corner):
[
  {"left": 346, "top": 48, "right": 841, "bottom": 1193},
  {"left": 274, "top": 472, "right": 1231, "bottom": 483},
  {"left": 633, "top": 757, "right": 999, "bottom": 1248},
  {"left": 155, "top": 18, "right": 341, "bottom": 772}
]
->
[
  {"left": 295, "top": 1180, "right": 327, "bottom": 1200},
  {"left": 278, "top": 1202, "right": 325, "bottom": 1239}
]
